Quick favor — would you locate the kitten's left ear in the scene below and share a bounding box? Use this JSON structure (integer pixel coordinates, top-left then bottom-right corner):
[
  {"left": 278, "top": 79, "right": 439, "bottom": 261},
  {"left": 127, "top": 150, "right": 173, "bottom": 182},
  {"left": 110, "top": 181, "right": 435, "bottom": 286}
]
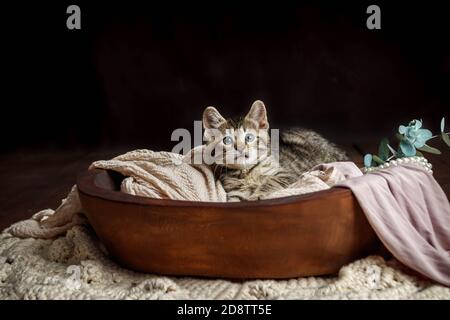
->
[{"left": 245, "top": 100, "right": 269, "bottom": 129}]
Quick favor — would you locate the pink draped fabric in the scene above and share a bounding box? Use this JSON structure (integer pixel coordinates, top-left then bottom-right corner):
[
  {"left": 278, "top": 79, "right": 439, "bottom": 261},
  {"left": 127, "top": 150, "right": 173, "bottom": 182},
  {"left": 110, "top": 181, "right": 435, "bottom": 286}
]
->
[{"left": 328, "top": 162, "right": 450, "bottom": 287}]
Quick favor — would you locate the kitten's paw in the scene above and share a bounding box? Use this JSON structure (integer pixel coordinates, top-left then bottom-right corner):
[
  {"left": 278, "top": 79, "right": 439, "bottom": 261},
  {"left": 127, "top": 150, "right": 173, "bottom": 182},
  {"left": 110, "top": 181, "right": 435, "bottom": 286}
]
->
[
  {"left": 246, "top": 195, "right": 262, "bottom": 201},
  {"left": 227, "top": 196, "right": 241, "bottom": 202}
]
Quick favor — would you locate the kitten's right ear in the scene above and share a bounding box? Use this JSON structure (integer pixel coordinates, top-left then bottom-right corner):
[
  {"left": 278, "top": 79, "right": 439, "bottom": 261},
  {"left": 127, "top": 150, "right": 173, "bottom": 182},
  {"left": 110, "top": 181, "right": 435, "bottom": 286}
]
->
[{"left": 203, "top": 106, "right": 226, "bottom": 129}]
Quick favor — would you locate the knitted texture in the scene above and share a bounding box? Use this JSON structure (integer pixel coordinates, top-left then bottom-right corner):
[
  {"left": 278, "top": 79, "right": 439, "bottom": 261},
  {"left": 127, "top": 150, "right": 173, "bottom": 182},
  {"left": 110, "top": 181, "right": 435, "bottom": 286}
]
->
[
  {"left": 1, "top": 225, "right": 449, "bottom": 299},
  {"left": 91, "top": 149, "right": 227, "bottom": 202}
]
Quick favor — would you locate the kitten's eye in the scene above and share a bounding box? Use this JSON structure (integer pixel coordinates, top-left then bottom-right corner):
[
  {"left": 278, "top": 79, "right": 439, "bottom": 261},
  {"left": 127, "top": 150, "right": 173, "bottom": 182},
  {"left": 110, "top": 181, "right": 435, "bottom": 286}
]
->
[
  {"left": 223, "top": 136, "right": 233, "bottom": 145},
  {"left": 245, "top": 133, "right": 255, "bottom": 143}
]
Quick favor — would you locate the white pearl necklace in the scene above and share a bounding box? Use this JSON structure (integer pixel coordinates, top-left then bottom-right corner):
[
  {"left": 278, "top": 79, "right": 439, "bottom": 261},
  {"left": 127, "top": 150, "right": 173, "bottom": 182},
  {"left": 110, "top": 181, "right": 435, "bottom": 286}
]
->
[{"left": 362, "top": 156, "right": 433, "bottom": 174}]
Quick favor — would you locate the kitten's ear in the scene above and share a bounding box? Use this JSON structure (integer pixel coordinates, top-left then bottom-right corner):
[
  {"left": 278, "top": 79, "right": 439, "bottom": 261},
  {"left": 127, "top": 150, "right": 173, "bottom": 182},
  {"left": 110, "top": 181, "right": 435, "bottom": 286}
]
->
[
  {"left": 245, "top": 100, "right": 269, "bottom": 129},
  {"left": 203, "top": 106, "right": 226, "bottom": 129}
]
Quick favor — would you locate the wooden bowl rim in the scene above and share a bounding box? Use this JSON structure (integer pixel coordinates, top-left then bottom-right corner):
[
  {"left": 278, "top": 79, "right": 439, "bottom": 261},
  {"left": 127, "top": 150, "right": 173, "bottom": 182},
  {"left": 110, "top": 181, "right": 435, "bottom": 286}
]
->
[{"left": 77, "top": 169, "right": 354, "bottom": 209}]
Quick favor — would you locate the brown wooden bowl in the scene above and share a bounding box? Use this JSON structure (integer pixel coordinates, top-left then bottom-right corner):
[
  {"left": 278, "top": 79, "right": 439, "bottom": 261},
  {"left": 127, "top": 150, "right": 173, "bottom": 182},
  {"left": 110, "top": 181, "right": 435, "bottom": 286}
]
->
[{"left": 77, "top": 169, "right": 381, "bottom": 279}]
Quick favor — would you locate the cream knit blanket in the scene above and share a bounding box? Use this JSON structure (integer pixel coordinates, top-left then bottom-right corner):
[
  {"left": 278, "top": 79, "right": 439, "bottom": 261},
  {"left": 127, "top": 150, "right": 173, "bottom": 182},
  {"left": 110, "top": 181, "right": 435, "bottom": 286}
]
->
[{"left": 94, "top": 150, "right": 227, "bottom": 201}]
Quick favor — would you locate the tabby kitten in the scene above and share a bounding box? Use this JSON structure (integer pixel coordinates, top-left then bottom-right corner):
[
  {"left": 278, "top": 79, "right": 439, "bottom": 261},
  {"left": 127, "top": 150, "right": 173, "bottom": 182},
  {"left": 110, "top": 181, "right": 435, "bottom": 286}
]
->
[{"left": 202, "top": 100, "right": 348, "bottom": 201}]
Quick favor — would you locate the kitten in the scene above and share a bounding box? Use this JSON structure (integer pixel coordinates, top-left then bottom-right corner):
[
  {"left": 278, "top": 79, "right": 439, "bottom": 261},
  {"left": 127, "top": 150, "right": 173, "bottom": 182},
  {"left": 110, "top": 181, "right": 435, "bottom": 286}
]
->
[{"left": 201, "top": 100, "right": 348, "bottom": 201}]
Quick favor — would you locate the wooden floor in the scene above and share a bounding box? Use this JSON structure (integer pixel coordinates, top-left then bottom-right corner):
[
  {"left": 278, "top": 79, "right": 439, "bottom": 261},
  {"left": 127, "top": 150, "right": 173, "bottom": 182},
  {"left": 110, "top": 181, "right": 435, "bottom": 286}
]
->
[{"left": 1, "top": 142, "right": 449, "bottom": 231}]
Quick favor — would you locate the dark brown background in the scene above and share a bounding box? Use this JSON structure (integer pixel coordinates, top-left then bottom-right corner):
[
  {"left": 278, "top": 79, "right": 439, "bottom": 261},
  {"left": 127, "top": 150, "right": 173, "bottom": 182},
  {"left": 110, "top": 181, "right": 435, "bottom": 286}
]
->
[
  {"left": 3, "top": 1, "right": 449, "bottom": 152},
  {"left": 1, "top": 1, "right": 450, "bottom": 229}
]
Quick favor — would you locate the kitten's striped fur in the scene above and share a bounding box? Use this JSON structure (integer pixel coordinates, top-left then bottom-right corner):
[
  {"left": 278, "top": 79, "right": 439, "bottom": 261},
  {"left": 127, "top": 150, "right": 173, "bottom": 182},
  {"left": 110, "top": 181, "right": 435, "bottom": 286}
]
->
[{"left": 202, "top": 100, "right": 348, "bottom": 201}]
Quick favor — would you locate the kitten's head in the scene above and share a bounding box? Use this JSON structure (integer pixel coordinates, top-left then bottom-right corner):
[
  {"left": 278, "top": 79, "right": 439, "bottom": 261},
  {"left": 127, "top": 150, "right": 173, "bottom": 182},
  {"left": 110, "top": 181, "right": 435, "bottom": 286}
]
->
[{"left": 202, "top": 100, "right": 270, "bottom": 170}]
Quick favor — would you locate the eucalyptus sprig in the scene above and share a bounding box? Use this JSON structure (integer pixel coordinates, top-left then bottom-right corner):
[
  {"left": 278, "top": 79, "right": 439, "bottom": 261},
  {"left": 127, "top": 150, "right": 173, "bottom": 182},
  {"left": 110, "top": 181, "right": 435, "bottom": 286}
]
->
[{"left": 364, "top": 117, "right": 450, "bottom": 168}]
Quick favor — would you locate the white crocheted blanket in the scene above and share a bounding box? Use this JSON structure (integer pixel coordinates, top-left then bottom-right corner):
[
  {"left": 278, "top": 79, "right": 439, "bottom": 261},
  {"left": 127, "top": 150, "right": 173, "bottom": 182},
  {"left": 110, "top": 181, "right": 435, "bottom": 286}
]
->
[{"left": 1, "top": 225, "right": 449, "bottom": 299}]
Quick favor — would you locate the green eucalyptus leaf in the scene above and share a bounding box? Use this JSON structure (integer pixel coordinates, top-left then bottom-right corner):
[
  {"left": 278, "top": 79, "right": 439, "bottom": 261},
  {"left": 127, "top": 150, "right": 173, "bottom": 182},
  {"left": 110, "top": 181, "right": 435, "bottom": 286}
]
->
[
  {"left": 372, "top": 155, "right": 385, "bottom": 164},
  {"left": 441, "top": 117, "right": 445, "bottom": 133},
  {"left": 417, "top": 144, "right": 442, "bottom": 155},
  {"left": 399, "top": 125, "right": 407, "bottom": 134},
  {"left": 378, "top": 138, "right": 389, "bottom": 161},
  {"left": 396, "top": 148, "right": 406, "bottom": 158},
  {"left": 400, "top": 139, "right": 416, "bottom": 157},
  {"left": 415, "top": 150, "right": 424, "bottom": 157},
  {"left": 396, "top": 133, "right": 404, "bottom": 141},
  {"left": 441, "top": 132, "right": 450, "bottom": 148},
  {"left": 364, "top": 154, "right": 373, "bottom": 167}
]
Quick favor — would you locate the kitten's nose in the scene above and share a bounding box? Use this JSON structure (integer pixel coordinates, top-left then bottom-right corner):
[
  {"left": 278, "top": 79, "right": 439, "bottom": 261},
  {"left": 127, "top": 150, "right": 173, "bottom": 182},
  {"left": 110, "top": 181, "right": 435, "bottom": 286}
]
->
[{"left": 236, "top": 140, "right": 246, "bottom": 152}]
